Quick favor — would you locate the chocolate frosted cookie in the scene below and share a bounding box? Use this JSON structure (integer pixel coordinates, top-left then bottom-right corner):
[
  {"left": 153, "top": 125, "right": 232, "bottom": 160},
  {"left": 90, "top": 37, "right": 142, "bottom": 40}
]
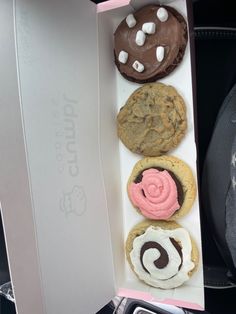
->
[
  {"left": 114, "top": 5, "right": 188, "bottom": 83},
  {"left": 126, "top": 220, "right": 199, "bottom": 289},
  {"left": 127, "top": 156, "right": 196, "bottom": 220},
  {"left": 117, "top": 83, "right": 187, "bottom": 156}
]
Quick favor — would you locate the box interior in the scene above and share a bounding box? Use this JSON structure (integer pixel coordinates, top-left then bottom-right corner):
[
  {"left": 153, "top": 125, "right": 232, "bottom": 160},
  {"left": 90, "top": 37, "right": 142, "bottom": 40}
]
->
[{"left": 98, "top": 0, "right": 204, "bottom": 310}]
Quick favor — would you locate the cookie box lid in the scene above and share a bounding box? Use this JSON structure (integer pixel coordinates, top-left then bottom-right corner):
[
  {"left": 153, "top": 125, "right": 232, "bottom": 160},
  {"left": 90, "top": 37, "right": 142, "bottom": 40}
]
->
[
  {"left": 0, "top": 0, "right": 116, "bottom": 313},
  {"left": 0, "top": 0, "right": 204, "bottom": 313}
]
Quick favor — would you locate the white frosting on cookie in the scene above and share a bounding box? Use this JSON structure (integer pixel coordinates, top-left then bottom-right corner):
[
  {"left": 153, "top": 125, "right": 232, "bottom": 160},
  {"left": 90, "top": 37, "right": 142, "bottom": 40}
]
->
[{"left": 130, "top": 226, "right": 195, "bottom": 289}]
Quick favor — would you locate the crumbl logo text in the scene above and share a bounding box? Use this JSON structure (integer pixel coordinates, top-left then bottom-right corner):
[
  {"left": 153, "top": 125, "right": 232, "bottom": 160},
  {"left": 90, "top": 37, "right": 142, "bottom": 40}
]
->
[{"left": 52, "top": 94, "right": 86, "bottom": 216}]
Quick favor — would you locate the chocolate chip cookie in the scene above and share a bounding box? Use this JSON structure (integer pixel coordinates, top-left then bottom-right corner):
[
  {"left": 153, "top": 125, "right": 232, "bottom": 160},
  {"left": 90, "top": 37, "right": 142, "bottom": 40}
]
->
[{"left": 117, "top": 83, "right": 187, "bottom": 156}]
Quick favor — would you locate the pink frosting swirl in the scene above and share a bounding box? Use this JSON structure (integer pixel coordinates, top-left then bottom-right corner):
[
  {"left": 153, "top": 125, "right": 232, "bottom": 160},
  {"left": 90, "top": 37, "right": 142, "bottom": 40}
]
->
[{"left": 128, "top": 168, "right": 180, "bottom": 219}]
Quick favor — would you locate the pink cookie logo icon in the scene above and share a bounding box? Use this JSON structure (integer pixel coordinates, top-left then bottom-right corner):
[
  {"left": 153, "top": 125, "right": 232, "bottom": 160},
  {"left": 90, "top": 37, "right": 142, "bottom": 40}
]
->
[{"left": 60, "top": 185, "right": 86, "bottom": 216}]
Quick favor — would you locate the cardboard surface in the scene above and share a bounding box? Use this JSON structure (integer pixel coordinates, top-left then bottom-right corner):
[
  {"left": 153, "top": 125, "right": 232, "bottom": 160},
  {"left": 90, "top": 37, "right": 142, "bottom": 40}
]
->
[
  {"left": 0, "top": 0, "right": 45, "bottom": 313},
  {"left": 1, "top": 0, "right": 115, "bottom": 313},
  {"left": 15, "top": 0, "right": 116, "bottom": 313}
]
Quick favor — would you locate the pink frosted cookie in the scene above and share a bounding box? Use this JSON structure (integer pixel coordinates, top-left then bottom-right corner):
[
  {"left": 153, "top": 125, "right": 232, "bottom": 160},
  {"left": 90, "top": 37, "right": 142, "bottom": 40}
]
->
[{"left": 127, "top": 156, "right": 196, "bottom": 220}]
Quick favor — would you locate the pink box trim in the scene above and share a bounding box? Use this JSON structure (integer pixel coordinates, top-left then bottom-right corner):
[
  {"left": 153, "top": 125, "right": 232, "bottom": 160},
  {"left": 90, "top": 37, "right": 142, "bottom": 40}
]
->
[
  {"left": 118, "top": 288, "right": 205, "bottom": 311},
  {"left": 97, "top": 0, "right": 130, "bottom": 12}
]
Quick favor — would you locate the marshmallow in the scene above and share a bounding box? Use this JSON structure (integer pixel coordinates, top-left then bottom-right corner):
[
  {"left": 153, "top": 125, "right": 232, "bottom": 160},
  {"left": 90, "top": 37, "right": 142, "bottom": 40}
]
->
[
  {"left": 142, "top": 22, "right": 156, "bottom": 34},
  {"left": 132, "top": 60, "right": 144, "bottom": 72},
  {"left": 157, "top": 7, "right": 169, "bottom": 22},
  {"left": 135, "top": 30, "right": 146, "bottom": 46},
  {"left": 118, "top": 50, "right": 128, "bottom": 64},
  {"left": 156, "top": 46, "right": 165, "bottom": 62},
  {"left": 126, "top": 14, "right": 136, "bottom": 28}
]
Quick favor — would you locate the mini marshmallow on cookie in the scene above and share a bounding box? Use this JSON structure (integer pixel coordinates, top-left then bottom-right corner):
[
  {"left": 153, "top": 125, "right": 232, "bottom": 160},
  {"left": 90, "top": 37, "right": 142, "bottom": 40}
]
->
[
  {"left": 126, "top": 13, "right": 137, "bottom": 28},
  {"left": 142, "top": 22, "right": 156, "bottom": 34},
  {"left": 135, "top": 30, "right": 146, "bottom": 46},
  {"left": 157, "top": 7, "right": 169, "bottom": 22},
  {"left": 156, "top": 46, "right": 165, "bottom": 62},
  {"left": 132, "top": 60, "right": 144, "bottom": 73},
  {"left": 118, "top": 51, "right": 129, "bottom": 64}
]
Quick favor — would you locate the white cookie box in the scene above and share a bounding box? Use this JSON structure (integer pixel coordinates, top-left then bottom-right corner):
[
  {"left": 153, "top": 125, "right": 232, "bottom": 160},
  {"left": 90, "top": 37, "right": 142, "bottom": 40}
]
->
[{"left": 0, "top": 0, "right": 204, "bottom": 313}]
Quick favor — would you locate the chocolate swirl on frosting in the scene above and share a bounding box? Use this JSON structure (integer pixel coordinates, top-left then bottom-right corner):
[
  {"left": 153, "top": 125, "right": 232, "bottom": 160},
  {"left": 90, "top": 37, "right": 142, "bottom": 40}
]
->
[
  {"left": 140, "top": 241, "right": 169, "bottom": 273},
  {"left": 140, "top": 238, "right": 183, "bottom": 275}
]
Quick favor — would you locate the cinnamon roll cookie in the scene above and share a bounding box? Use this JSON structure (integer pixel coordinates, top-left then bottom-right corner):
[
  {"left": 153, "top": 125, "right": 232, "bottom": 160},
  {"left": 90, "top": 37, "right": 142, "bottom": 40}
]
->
[
  {"left": 126, "top": 220, "right": 199, "bottom": 289},
  {"left": 117, "top": 83, "right": 187, "bottom": 156},
  {"left": 114, "top": 5, "right": 188, "bottom": 83},
  {"left": 127, "top": 156, "right": 196, "bottom": 220}
]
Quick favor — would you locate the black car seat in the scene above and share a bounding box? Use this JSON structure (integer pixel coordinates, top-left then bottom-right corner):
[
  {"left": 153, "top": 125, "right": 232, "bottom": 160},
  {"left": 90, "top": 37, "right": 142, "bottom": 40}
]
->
[
  {"left": 193, "top": 0, "right": 236, "bottom": 313},
  {"left": 194, "top": 0, "right": 236, "bottom": 287}
]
